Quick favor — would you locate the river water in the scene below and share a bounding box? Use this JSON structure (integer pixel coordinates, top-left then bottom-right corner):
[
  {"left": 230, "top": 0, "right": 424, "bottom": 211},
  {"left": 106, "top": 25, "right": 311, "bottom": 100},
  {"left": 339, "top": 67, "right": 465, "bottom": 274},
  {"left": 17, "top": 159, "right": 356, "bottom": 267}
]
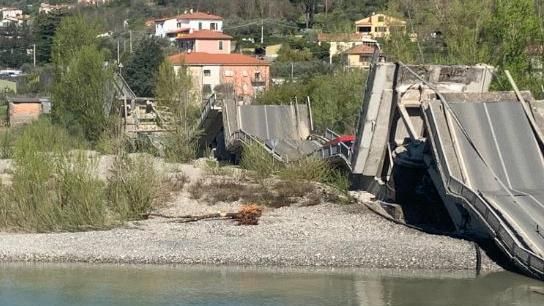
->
[{"left": 0, "top": 263, "right": 543, "bottom": 306}]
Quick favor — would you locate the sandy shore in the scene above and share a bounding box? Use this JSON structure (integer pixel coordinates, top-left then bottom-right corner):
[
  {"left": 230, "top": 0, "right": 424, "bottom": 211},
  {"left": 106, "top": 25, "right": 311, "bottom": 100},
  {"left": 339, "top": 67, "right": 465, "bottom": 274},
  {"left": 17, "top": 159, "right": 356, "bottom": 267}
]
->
[{"left": 0, "top": 158, "right": 501, "bottom": 271}]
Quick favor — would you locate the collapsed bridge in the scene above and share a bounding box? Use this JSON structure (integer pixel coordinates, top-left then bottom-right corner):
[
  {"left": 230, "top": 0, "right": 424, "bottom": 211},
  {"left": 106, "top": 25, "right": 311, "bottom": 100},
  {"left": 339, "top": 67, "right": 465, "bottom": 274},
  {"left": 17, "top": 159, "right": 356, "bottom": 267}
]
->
[
  {"left": 194, "top": 61, "right": 544, "bottom": 279},
  {"left": 352, "top": 62, "right": 544, "bottom": 280}
]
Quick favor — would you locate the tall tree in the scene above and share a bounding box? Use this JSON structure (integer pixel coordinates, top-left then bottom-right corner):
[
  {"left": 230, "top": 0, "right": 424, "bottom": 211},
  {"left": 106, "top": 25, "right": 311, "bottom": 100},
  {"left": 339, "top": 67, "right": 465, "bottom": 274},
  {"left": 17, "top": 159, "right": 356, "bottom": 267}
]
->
[
  {"left": 51, "top": 15, "right": 100, "bottom": 72},
  {"left": 52, "top": 46, "right": 113, "bottom": 142},
  {"left": 32, "top": 9, "right": 68, "bottom": 64},
  {"left": 486, "top": 0, "right": 540, "bottom": 90},
  {"left": 123, "top": 37, "right": 165, "bottom": 97},
  {"left": 51, "top": 16, "right": 112, "bottom": 142},
  {"left": 0, "top": 22, "right": 32, "bottom": 68},
  {"left": 155, "top": 60, "right": 199, "bottom": 161}
]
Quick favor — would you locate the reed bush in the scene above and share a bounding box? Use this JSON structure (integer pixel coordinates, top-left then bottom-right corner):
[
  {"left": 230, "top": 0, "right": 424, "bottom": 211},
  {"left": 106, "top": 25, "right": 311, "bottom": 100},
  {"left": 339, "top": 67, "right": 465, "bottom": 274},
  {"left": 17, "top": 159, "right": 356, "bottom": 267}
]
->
[
  {"left": 239, "top": 142, "right": 281, "bottom": 178},
  {"left": 107, "top": 154, "right": 162, "bottom": 220},
  {"left": 278, "top": 157, "right": 331, "bottom": 182},
  {"left": 0, "top": 120, "right": 107, "bottom": 232}
]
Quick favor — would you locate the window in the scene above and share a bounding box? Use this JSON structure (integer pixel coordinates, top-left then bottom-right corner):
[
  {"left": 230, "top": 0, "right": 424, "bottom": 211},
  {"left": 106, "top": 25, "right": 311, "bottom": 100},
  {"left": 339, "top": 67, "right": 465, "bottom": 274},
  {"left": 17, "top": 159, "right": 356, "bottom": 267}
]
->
[
  {"left": 211, "top": 23, "right": 216, "bottom": 30},
  {"left": 177, "top": 22, "right": 182, "bottom": 28},
  {"left": 218, "top": 41, "right": 223, "bottom": 50},
  {"left": 378, "top": 16, "right": 385, "bottom": 22},
  {"left": 376, "top": 27, "right": 387, "bottom": 32},
  {"left": 202, "top": 84, "right": 212, "bottom": 95},
  {"left": 358, "top": 26, "right": 371, "bottom": 33},
  {"left": 204, "top": 69, "right": 211, "bottom": 77},
  {"left": 254, "top": 72, "right": 261, "bottom": 80},
  {"left": 198, "top": 22, "right": 202, "bottom": 30},
  {"left": 359, "top": 55, "right": 369, "bottom": 63}
]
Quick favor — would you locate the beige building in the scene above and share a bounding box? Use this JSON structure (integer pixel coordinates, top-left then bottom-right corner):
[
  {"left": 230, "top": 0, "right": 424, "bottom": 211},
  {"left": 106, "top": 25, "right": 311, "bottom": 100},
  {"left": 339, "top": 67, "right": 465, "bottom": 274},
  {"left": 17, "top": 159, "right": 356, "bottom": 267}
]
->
[
  {"left": 344, "top": 44, "right": 384, "bottom": 69},
  {"left": 355, "top": 13, "right": 406, "bottom": 39}
]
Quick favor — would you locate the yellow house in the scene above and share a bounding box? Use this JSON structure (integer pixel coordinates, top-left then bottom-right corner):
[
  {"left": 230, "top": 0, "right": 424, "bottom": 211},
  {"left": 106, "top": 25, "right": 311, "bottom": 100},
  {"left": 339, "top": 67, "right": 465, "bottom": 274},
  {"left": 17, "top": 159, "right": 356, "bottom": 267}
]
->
[
  {"left": 344, "top": 44, "right": 385, "bottom": 69},
  {"left": 355, "top": 13, "right": 406, "bottom": 39}
]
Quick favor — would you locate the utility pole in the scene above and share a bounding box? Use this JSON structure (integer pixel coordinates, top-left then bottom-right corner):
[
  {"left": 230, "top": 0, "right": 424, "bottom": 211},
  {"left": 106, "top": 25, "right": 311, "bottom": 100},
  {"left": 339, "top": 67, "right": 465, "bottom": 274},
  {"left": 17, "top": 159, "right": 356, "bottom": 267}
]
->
[
  {"left": 33, "top": 44, "right": 36, "bottom": 67},
  {"left": 129, "top": 30, "right": 133, "bottom": 53},
  {"left": 260, "top": 19, "right": 264, "bottom": 45},
  {"left": 290, "top": 62, "right": 294, "bottom": 81},
  {"left": 117, "top": 39, "right": 120, "bottom": 64}
]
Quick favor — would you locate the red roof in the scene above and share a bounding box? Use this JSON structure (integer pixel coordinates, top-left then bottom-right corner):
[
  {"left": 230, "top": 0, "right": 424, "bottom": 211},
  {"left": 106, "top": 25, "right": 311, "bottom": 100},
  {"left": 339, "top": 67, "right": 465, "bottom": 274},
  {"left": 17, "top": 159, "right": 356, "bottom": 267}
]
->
[
  {"left": 345, "top": 44, "right": 379, "bottom": 55},
  {"left": 168, "top": 52, "right": 269, "bottom": 66},
  {"left": 176, "top": 30, "right": 232, "bottom": 40},
  {"left": 155, "top": 12, "right": 223, "bottom": 22}
]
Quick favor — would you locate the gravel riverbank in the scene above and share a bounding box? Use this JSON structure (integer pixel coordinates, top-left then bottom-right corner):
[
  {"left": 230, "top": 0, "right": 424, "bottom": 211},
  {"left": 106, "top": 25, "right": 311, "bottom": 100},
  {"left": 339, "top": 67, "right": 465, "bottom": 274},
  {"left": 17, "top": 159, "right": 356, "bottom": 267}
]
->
[
  {"left": 0, "top": 158, "right": 501, "bottom": 272},
  {"left": 0, "top": 199, "right": 500, "bottom": 271}
]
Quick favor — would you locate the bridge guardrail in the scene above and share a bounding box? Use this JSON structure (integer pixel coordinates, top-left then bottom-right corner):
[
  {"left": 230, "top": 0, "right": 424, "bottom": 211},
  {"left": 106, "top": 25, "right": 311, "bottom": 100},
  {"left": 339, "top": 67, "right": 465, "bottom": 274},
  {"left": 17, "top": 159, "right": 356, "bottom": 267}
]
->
[
  {"left": 229, "top": 129, "right": 286, "bottom": 163},
  {"left": 424, "top": 102, "right": 544, "bottom": 279}
]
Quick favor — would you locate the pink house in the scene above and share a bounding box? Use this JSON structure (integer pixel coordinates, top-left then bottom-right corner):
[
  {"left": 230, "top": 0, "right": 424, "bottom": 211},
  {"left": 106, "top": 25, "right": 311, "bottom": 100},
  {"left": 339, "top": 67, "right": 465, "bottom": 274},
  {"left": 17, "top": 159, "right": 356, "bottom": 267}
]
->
[
  {"left": 176, "top": 30, "right": 232, "bottom": 54},
  {"left": 168, "top": 52, "right": 270, "bottom": 102}
]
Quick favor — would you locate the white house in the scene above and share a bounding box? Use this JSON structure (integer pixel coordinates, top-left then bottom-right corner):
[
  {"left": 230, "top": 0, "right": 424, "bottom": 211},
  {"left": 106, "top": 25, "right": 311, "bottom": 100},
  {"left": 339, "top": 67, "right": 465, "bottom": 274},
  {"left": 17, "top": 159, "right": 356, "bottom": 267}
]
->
[
  {"left": 1, "top": 7, "right": 22, "bottom": 19},
  {"left": 0, "top": 7, "right": 24, "bottom": 27},
  {"left": 154, "top": 11, "right": 223, "bottom": 41}
]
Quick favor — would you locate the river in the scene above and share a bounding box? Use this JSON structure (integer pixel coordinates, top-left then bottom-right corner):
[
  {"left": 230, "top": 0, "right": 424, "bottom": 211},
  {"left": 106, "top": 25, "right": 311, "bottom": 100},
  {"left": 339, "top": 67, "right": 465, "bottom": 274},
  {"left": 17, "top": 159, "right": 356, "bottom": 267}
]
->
[{"left": 0, "top": 263, "right": 542, "bottom": 305}]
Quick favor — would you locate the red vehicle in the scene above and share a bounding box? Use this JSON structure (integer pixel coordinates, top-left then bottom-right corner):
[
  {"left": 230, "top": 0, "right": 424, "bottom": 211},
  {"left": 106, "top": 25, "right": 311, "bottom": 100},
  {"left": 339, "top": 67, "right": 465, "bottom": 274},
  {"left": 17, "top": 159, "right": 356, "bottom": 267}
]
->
[{"left": 324, "top": 135, "right": 355, "bottom": 147}]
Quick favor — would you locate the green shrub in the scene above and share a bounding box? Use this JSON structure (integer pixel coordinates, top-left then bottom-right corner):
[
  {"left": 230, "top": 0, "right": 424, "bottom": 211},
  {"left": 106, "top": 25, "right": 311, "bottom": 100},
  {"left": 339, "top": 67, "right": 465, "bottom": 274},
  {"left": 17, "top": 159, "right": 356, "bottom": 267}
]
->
[
  {"left": 95, "top": 132, "right": 127, "bottom": 155},
  {"left": 240, "top": 142, "right": 281, "bottom": 178},
  {"left": 0, "top": 128, "right": 16, "bottom": 159},
  {"left": 0, "top": 121, "right": 106, "bottom": 232},
  {"left": 1, "top": 150, "right": 106, "bottom": 232},
  {"left": 279, "top": 157, "right": 331, "bottom": 182},
  {"left": 107, "top": 154, "right": 162, "bottom": 220},
  {"left": 13, "top": 119, "right": 83, "bottom": 158},
  {"left": 162, "top": 131, "right": 197, "bottom": 163}
]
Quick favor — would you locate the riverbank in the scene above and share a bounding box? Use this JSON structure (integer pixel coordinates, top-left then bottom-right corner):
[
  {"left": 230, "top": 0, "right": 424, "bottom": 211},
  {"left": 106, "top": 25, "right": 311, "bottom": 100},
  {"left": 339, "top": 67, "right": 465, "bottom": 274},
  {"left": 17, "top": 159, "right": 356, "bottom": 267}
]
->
[{"left": 0, "top": 157, "right": 500, "bottom": 271}]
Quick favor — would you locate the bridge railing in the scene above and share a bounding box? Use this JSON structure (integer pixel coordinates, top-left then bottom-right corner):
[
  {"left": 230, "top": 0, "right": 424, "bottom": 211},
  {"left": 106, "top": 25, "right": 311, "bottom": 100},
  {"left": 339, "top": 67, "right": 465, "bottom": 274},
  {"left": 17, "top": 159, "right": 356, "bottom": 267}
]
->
[
  {"left": 447, "top": 176, "right": 544, "bottom": 278},
  {"left": 229, "top": 129, "right": 286, "bottom": 163},
  {"left": 198, "top": 93, "right": 223, "bottom": 129},
  {"left": 423, "top": 101, "right": 544, "bottom": 279}
]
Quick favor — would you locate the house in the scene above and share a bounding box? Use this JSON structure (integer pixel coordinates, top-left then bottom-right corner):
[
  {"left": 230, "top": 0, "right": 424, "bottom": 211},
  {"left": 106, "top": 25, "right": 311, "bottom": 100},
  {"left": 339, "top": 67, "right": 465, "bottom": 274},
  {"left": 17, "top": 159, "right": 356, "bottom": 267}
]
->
[
  {"left": 344, "top": 44, "right": 384, "bottom": 69},
  {"left": 7, "top": 97, "right": 50, "bottom": 127},
  {"left": 317, "top": 33, "right": 372, "bottom": 63},
  {"left": 176, "top": 30, "right": 232, "bottom": 54},
  {"left": 0, "top": 7, "right": 24, "bottom": 27},
  {"left": 168, "top": 52, "right": 270, "bottom": 103},
  {"left": 0, "top": 7, "right": 22, "bottom": 20},
  {"left": 39, "top": 3, "right": 74, "bottom": 14},
  {"left": 78, "top": 0, "right": 111, "bottom": 5},
  {"left": 355, "top": 13, "right": 406, "bottom": 39},
  {"left": 154, "top": 11, "right": 223, "bottom": 41}
]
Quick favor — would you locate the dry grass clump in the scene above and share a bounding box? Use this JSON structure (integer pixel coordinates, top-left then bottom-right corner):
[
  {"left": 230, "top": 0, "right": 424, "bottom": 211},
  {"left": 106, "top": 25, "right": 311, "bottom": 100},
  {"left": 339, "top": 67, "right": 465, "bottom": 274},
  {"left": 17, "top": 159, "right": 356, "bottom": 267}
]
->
[
  {"left": 188, "top": 178, "right": 205, "bottom": 200},
  {"left": 273, "top": 180, "right": 314, "bottom": 198},
  {"left": 234, "top": 204, "right": 263, "bottom": 225},
  {"left": 187, "top": 176, "right": 319, "bottom": 208},
  {"left": 166, "top": 171, "right": 189, "bottom": 192},
  {"left": 302, "top": 192, "right": 322, "bottom": 207}
]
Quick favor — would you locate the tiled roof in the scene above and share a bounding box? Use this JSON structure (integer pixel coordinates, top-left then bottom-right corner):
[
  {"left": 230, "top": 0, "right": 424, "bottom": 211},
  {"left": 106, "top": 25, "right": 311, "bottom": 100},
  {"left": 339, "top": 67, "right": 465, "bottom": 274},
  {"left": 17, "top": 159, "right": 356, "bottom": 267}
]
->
[
  {"left": 345, "top": 44, "right": 379, "bottom": 55},
  {"left": 155, "top": 12, "right": 223, "bottom": 22},
  {"left": 176, "top": 30, "right": 232, "bottom": 40},
  {"left": 317, "top": 33, "right": 366, "bottom": 42},
  {"left": 168, "top": 52, "right": 268, "bottom": 66}
]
